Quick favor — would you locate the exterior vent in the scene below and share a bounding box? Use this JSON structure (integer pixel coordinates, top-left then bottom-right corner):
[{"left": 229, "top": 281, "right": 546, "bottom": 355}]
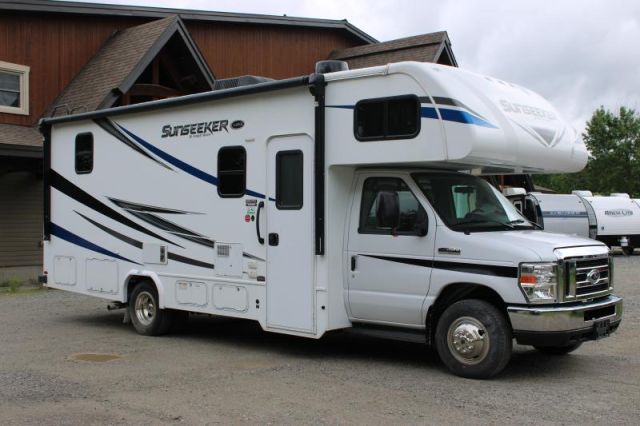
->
[
  {"left": 217, "top": 244, "right": 230, "bottom": 257},
  {"left": 213, "top": 75, "right": 273, "bottom": 91},
  {"left": 315, "top": 60, "right": 349, "bottom": 74}
]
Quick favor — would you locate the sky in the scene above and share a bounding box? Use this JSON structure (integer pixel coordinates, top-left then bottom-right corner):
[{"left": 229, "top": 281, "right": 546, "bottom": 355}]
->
[{"left": 66, "top": 0, "right": 640, "bottom": 134}]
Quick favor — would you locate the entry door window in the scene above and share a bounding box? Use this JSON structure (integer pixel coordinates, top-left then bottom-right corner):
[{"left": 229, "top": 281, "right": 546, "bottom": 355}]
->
[
  {"left": 359, "top": 177, "right": 427, "bottom": 235},
  {"left": 276, "top": 150, "right": 303, "bottom": 210}
]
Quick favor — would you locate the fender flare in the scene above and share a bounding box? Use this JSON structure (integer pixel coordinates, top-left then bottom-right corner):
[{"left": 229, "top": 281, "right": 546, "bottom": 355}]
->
[{"left": 122, "top": 270, "right": 166, "bottom": 308}]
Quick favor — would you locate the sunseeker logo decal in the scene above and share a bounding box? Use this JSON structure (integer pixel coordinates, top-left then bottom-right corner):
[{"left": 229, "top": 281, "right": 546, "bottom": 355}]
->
[
  {"left": 161, "top": 120, "right": 232, "bottom": 138},
  {"left": 499, "top": 100, "right": 556, "bottom": 121}
]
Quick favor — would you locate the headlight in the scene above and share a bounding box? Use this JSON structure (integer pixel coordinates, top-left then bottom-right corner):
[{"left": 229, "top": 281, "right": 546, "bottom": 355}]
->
[{"left": 519, "top": 262, "right": 558, "bottom": 303}]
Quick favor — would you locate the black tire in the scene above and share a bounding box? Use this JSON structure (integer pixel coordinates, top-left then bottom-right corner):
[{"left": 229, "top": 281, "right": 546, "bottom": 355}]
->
[
  {"left": 622, "top": 246, "right": 634, "bottom": 256},
  {"left": 534, "top": 342, "right": 582, "bottom": 355},
  {"left": 435, "top": 299, "right": 512, "bottom": 379},
  {"left": 128, "top": 281, "right": 175, "bottom": 336}
]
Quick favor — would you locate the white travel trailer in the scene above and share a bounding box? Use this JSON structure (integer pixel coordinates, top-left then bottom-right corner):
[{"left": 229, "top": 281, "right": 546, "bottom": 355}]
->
[
  {"left": 40, "top": 61, "right": 622, "bottom": 379},
  {"left": 572, "top": 191, "right": 640, "bottom": 255},
  {"left": 501, "top": 188, "right": 593, "bottom": 239}
]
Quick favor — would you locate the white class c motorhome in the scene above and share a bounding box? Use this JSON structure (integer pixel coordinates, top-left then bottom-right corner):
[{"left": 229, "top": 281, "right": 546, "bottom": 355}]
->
[{"left": 40, "top": 61, "right": 623, "bottom": 379}]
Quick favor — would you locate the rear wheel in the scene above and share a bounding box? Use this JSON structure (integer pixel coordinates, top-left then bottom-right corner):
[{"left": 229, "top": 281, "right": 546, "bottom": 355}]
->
[
  {"left": 435, "top": 299, "right": 512, "bottom": 379},
  {"left": 129, "top": 281, "right": 175, "bottom": 336},
  {"left": 534, "top": 342, "right": 582, "bottom": 355}
]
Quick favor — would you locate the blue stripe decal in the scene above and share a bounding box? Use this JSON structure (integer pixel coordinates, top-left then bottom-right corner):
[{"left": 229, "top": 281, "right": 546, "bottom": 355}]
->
[
  {"left": 329, "top": 104, "right": 496, "bottom": 128},
  {"left": 51, "top": 223, "right": 141, "bottom": 264},
  {"left": 115, "top": 123, "right": 267, "bottom": 199},
  {"left": 420, "top": 106, "right": 439, "bottom": 119},
  {"left": 437, "top": 108, "right": 497, "bottom": 128}
]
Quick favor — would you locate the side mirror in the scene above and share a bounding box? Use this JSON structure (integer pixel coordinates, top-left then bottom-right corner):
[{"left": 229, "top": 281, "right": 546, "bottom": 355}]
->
[{"left": 376, "top": 191, "right": 400, "bottom": 229}]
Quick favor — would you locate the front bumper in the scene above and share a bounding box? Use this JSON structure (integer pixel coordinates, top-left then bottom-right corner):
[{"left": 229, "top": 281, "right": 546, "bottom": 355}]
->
[{"left": 507, "top": 295, "right": 623, "bottom": 346}]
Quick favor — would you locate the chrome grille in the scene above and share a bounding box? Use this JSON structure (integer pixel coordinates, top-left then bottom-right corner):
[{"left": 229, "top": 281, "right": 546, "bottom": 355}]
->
[{"left": 563, "top": 255, "right": 611, "bottom": 300}]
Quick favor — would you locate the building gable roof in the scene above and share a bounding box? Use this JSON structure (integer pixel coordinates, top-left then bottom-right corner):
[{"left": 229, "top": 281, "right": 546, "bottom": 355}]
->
[
  {"left": 329, "top": 31, "right": 458, "bottom": 68},
  {"left": 1, "top": 0, "right": 377, "bottom": 44},
  {"left": 46, "top": 15, "right": 214, "bottom": 116}
]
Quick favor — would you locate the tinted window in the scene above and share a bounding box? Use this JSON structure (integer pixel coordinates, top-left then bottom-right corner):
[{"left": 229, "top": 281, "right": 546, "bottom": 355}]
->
[
  {"left": 276, "top": 150, "right": 303, "bottom": 210},
  {"left": 218, "top": 146, "right": 246, "bottom": 197},
  {"left": 75, "top": 133, "right": 93, "bottom": 174},
  {"left": 355, "top": 95, "right": 420, "bottom": 141},
  {"left": 359, "top": 177, "right": 427, "bottom": 235},
  {"left": 0, "top": 72, "right": 20, "bottom": 107}
]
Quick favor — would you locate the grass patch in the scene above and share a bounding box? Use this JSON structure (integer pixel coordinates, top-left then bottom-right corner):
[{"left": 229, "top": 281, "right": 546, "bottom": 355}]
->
[
  {"left": 0, "top": 277, "right": 46, "bottom": 296},
  {"left": 0, "top": 277, "right": 22, "bottom": 293}
]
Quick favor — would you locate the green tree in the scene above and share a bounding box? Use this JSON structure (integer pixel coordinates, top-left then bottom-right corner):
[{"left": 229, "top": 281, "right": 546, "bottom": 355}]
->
[{"left": 534, "top": 107, "right": 640, "bottom": 196}]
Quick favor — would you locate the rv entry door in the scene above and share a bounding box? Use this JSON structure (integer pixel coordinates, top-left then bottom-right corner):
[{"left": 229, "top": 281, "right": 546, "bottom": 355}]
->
[{"left": 265, "top": 135, "right": 315, "bottom": 333}]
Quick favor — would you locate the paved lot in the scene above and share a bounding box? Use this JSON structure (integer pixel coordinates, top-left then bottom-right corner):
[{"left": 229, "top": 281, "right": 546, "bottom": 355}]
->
[{"left": 1, "top": 256, "right": 639, "bottom": 425}]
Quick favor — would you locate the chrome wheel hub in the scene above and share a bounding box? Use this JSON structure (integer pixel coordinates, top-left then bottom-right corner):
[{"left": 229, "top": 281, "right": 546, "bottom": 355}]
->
[
  {"left": 447, "top": 316, "right": 490, "bottom": 365},
  {"left": 134, "top": 291, "right": 156, "bottom": 326}
]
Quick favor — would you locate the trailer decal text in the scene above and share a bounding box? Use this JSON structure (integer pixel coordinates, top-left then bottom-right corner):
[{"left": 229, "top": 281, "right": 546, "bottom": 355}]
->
[{"left": 161, "top": 120, "right": 229, "bottom": 138}]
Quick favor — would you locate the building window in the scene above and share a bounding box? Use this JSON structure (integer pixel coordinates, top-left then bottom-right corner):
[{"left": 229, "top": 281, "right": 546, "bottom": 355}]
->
[
  {"left": 218, "top": 146, "right": 246, "bottom": 197},
  {"left": 276, "top": 150, "right": 303, "bottom": 210},
  {"left": 75, "top": 133, "right": 94, "bottom": 174},
  {"left": 355, "top": 95, "right": 420, "bottom": 141},
  {"left": 0, "top": 61, "right": 30, "bottom": 115}
]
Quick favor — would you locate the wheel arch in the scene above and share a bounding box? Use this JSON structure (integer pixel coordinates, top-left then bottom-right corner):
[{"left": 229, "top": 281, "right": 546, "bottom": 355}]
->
[
  {"left": 123, "top": 270, "right": 166, "bottom": 308},
  {"left": 425, "top": 282, "right": 510, "bottom": 346}
]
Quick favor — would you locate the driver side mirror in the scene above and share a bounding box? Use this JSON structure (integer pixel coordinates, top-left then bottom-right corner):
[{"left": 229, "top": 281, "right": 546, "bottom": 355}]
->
[{"left": 376, "top": 191, "right": 400, "bottom": 229}]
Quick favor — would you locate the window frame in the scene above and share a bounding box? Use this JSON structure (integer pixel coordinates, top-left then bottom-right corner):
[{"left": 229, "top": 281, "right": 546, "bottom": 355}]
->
[
  {"left": 358, "top": 176, "right": 427, "bottom": 236},
  {"left": 354, "top": 94, "right": 421, "bottom": 142},
  {"left": 275, "top": 149, "right": 303, "bottom": 210},
  {"left": 0, "top": 60, "right": 30, "bottom": 116},
  {"left": 75, "top": 132, "right": 94, "bottom": 175},
  {"left": 217, "top": 145, "right": 247, "bottom": 198}
]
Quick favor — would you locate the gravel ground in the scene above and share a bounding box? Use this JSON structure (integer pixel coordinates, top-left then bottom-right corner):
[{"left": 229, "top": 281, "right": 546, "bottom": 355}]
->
[{"left": 0, "top": 256, "right": 638, "bottom": 425}]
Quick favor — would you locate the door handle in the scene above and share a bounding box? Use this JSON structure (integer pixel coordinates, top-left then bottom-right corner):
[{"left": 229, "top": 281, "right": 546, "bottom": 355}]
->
[
  {"left": 268, "top": 233, "right": 279, "bottom": 246},
  {"left": 351, "top": 255, "right": 357, "bottom": 271},
  {"left": 256, "top": 201, "right": 265, "bottom": 244}
]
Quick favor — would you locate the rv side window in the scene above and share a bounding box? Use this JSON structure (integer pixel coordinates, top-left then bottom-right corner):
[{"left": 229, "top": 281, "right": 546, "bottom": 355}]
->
[
  {"left": 218, "top": 146, "right": 246, "bottom": 197},
  {"left": 75, "top": 132, "right": 93, "bottom": 174},
  {"left": 355, "top": 95, "right": 420, "bottom": 141},
  {"left": 276, "top": 150, "right": 303, "bottom": 210},
  {"left": 359, "top": 177, "right": 427, "bottom": 235}
]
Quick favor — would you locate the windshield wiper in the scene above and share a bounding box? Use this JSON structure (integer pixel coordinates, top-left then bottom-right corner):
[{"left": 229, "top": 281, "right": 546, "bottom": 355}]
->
[
  {"left": 455, "top": 219, "right": 515, "bottom": 229},
  {"left": 507, "top": 219, "right": 543, "bottom": 230}
]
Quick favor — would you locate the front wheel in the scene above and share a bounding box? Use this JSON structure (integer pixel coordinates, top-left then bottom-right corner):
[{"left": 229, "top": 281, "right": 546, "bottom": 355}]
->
[
  {"left": 129, "top": 281, "right": 175, "bottom": 336},
  {"left": 435, "top": 299, "right": 512, "bottom": 379}
]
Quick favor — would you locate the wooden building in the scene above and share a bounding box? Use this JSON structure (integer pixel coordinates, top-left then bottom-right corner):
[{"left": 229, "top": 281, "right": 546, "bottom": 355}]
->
[{"left": 0, "top": 0, "right": 457, "bottom": 281}]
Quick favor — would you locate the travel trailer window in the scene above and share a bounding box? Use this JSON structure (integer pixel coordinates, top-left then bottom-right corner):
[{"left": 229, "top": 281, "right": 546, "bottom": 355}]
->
[
  {"left": 413, "top": 172, "right": 532, "bottom": 232},
  {"left": 218, "top": 146, "right": 246, "bottom": 197},
  {"left": 75, "top": 133, "right": 93, "bottom": 174},
  {"left": 359, "top": 177, "right": 427, "bottom": 235},
  {"left": 355, "top": 95, "right": 420, "bottom": 141},
  {"left": 276, "top": 150, "right": 303, "bottom": 210}
]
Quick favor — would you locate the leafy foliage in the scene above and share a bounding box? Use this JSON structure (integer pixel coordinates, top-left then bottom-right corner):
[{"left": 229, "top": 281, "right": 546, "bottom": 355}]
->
[{"left": 534, "top": 107, "right": 640, "bottom": 196}]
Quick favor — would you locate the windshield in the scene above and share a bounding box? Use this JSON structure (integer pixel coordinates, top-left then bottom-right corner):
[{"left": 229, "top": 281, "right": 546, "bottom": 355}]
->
[{"left": 412, "top": 172, "right": 534, "bottom": 232}]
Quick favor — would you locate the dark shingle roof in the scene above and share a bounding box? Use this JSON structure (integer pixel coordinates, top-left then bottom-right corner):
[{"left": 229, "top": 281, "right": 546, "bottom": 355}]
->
[
  {"left": 46, "top": 16, "right": 180, "bottom": 116},
  {"left": 1, "top": 0, "right": 377, "bottom": 43},
  {"left": 329, "top": 31, "right": 457, "bottom": 68},
  {"left": 0, "top": 124, "right": 41, "bottom": 150}
]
